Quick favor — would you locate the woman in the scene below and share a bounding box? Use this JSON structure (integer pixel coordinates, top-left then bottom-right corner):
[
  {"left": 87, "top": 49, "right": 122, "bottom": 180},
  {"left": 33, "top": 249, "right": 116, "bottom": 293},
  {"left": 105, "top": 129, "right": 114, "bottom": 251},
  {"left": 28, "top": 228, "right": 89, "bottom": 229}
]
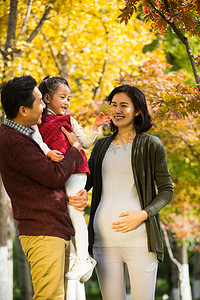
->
[{"left": 85, "top": 85, "right": 173, "bottom": 300}]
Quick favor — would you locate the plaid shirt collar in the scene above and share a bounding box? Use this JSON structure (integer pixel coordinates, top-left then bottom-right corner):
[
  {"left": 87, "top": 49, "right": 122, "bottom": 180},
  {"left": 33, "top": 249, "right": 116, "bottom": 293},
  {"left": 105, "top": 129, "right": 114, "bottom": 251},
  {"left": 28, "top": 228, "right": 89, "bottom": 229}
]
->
[{"left": 4, "top": 117, "right": 34, "bottom": 137}]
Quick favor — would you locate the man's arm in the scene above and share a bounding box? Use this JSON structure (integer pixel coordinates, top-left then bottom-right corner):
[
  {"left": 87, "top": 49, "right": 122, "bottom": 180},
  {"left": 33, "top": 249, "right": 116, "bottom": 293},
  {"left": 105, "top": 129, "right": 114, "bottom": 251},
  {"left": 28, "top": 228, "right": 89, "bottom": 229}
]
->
[
  {"left": 68, "top": 189, "right": 88, "bottom": 211},
  {"left": 5, "top": 131, "right": 83, "bottom": 188}
]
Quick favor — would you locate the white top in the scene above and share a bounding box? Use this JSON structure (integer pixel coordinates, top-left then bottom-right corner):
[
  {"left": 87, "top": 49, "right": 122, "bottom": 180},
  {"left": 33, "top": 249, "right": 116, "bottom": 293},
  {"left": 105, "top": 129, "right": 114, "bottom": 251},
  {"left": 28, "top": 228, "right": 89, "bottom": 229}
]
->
[
  {"left": 32, "top": 112, "right": 99, "bottom": 155},
  {"left": 93, "top": 142, "right": 147, "bottom": 248}
]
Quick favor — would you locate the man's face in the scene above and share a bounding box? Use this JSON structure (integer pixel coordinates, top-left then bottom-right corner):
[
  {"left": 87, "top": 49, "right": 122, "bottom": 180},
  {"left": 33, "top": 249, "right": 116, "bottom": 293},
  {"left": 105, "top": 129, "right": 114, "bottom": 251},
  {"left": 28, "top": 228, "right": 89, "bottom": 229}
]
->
[{"left": 26, "top": 87, "right": 46, "bottom": 126}]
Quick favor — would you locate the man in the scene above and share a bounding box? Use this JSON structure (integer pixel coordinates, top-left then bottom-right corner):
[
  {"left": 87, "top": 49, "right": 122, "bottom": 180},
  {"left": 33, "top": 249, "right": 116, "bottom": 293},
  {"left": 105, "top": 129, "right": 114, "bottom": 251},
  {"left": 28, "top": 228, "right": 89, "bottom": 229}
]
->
[{"left": 0, "top": 75, "right": 87, "bottom": 299}]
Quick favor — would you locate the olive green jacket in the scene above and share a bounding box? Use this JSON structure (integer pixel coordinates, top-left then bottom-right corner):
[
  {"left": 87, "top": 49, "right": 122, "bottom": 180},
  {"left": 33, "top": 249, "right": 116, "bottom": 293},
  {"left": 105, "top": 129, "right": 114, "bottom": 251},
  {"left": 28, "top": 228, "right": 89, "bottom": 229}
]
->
[{"left": 86, "top": 132, "right": 174, "bottom": 262}]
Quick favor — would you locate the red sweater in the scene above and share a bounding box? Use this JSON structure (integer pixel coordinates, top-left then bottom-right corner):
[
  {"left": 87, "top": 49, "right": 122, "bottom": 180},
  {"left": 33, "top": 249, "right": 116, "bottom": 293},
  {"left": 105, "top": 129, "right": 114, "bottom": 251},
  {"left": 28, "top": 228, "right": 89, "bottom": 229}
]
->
[
  {"left": 0, "top": 124, "right": 83, "bottom": 240},
  {"left": 38, "top": 114, "right": 89, "bottom": 174}
]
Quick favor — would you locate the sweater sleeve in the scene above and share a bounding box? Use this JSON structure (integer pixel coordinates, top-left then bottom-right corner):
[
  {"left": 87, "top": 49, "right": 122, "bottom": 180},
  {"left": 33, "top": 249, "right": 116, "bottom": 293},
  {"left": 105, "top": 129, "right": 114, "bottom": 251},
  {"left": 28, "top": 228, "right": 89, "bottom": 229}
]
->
[
  {"left": 144, "top": 138, "right": 174, "bottom": 221},
  {"left": 32, "top": 125, "right": 51, "bottom": 155},
  {"left": 6, "top": 134, "right": 83, "bottom": 188},
  {"left": 85, "top": 141, "right": 96, "bottom": 191},
  {"left": 71, "top": 117, "right": 99, "bottom": 149}
]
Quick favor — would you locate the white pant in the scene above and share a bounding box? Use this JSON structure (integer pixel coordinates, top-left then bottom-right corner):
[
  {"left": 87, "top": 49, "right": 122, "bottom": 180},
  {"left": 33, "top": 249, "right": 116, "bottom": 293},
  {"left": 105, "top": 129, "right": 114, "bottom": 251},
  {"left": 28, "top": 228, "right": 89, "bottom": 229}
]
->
[
  {"left": 66, "top": 242, "right": 86, "bottom": 300},
  {"left": 93, "top": 246, "right": 158, "bottom": 300},
  {"left": 65, "top": 173, "right": 88, "bottom": 260}
]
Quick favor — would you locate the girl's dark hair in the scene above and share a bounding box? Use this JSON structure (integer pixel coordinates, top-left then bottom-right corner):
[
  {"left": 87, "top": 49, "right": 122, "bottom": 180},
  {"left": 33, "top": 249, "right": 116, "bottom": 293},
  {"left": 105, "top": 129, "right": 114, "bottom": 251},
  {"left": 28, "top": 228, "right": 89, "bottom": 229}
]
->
[
  {"left": 38, "top": 76, "right": 69, "bottom": 98},
  {"left": 108, "top": 84, "right": 152, "bottom": 133},
  {"left": 1, "top": 75, "right": 37, "bottom": 119}
]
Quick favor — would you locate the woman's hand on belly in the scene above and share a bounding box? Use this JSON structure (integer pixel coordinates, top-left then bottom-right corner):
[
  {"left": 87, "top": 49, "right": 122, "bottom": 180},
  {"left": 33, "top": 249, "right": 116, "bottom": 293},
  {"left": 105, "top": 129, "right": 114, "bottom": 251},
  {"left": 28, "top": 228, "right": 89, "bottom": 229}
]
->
[{"left": 111, "top": 210, "right": 148, "bottom": 233}]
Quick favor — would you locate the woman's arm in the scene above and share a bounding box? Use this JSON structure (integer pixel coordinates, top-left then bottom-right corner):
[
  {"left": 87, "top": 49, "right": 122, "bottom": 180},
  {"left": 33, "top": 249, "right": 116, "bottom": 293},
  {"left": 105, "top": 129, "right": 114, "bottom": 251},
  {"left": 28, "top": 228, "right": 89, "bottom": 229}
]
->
[
  {"left": 144, "top": 139, "right": 173, "bottom": 221},
  {"left": 112, "top": 137, "right": 173, "bottom": 232}
]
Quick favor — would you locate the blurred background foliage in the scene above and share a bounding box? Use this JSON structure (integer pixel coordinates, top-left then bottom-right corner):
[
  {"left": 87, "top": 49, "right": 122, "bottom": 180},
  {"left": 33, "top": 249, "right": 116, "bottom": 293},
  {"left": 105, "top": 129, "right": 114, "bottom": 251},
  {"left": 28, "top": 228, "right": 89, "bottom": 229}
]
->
[{"left": 0, "top": 0, "right": 200, "bottom": 299}]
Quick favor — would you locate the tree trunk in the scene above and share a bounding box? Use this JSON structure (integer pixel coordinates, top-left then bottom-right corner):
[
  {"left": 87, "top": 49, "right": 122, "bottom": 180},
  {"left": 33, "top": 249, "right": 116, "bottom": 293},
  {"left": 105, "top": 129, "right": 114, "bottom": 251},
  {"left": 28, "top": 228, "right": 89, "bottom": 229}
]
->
[
  {"left": 5, "top": 0, "right": 18, "bottom": 50},
  {"left": 169, "top": 232, "right": 180, "bottom": 300},
  {"left": 179, "top": 242, "right": 192, "bottom": 300},
  {"left": 60, "top": 51, "right": 68, "bottom": 79},
  {"left": 0, "top": 178, "right": 10, "bottom": 300},
  {"left": 192, "top": 247, "right": 200, "bottom": 300},
  {"left": 162, "top": 227, "right": 192, "bottom": 300}
]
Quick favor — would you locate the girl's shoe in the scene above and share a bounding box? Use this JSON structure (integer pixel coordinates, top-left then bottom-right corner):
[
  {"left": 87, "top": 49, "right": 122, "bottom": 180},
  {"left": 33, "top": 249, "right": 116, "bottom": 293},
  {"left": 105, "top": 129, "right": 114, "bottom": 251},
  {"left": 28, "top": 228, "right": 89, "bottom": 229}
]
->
[
  {"left": 65, "top": 256, "right": 96, "bottom": 282},
  {"left": 79, "top": 256, "right": 97, "bottom": 283}
]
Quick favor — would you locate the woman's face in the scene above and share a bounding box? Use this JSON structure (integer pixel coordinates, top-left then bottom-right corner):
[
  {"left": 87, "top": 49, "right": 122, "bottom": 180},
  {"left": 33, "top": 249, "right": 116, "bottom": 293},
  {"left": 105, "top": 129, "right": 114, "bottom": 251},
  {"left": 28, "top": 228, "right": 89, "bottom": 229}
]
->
[
  {"left": 46, "top": 83, "right": 70, "bottom": 115},
  {"left": 110, "top": 92, "right": 138, "bottom": 130}
]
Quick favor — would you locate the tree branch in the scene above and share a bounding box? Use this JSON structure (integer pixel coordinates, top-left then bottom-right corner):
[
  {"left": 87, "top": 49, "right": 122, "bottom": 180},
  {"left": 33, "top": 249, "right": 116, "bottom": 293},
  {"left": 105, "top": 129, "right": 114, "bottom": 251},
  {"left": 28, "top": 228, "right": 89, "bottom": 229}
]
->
[
  {"left": 147, "top": 0, "right": 200, "bottom": 88},
  {"left": 82, "top": 11, "right": 109, "bottom": 100},
  {"left": 92, "top": 25, "right": 108, "bottom": 100},
  {"left": 147, "top": 0, "right": 185, "bottom": 42},
  {"left": 184, "top": 39, "right": 200, "bottom": 88},
  {"left": 161, "top": 224, "right": 182, "bottom": 269},
  {"left": 40, "top": 28, "right": 62, "bottom": 73},
  {"left": 178, "top": 136, "right": 200, "bottom": 162},
  {"left": 0, "top": 45, "right": 7, "bottom": 58},
  {"left": 167, "top": 133, "right": 200, "bottom": 163},
  {"left": 32, "top": 12, "right": 62, "bottom": 74},
  {"left": 26, "top": 0, "right": 56, "bottom": 43},
  {"left": 36, "top": 52, "right": 48, "bottom": 75},
  {"left": 163, "top": 0, "right": 170, "bottom": 12},
  {"left": 188, "top": 116, "right": 200, "bottom": 142},
  {"left": 17, "top": 0, "right": 33, "bottom": 40}
]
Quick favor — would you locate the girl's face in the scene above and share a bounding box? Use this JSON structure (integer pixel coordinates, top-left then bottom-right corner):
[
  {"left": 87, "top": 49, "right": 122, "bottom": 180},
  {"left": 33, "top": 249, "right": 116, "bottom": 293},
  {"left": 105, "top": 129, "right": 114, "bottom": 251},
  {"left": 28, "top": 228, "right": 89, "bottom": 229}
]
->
[
  {"left": 46, "top": 83, "right": 70, "bottom": 115},
  {"left": 110, "top": 92, "right": 138, "bottom": 131}
]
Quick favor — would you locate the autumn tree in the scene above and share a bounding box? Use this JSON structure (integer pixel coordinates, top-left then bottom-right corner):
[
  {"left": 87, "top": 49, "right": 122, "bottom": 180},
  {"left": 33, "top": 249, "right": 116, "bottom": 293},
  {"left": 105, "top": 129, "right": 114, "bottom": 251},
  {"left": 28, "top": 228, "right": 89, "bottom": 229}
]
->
[{"left": 118, "top": 0, "right": 200, "bottom": 89}]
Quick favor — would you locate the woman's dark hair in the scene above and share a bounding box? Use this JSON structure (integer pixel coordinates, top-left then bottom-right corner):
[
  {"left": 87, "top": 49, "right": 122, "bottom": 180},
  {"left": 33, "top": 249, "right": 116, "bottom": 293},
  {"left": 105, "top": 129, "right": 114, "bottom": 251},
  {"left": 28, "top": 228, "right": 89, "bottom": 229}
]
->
[
  {"left": 38, "top": 76, "right": 69, "bottom": 98},
  {"left": 108, "top": 84, "right": 152, "bottom": 133},
  {"left": 1, "top": 75, "right": 37, "bottom": 119}
]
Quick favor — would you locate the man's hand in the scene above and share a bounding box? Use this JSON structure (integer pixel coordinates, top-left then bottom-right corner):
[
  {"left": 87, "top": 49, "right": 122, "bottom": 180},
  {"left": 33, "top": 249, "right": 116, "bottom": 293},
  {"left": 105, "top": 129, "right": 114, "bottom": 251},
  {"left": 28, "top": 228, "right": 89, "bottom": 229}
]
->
[
  {"left": 68, "top": 189, "right": 88, "bottom": 211},
  {"left": 61, "top": 126, "right": 81, "bottom": 151},
  {"left": 47, "top": 150, "right": 64, "bottom": 162}
]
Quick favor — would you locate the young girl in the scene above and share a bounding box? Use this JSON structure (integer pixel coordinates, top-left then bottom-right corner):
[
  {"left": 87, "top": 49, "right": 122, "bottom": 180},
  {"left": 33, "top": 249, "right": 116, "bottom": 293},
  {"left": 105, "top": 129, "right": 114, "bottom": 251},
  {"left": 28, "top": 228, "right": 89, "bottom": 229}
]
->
[{"left": 32, "top": 76, "right": 111, "bottom": 283}]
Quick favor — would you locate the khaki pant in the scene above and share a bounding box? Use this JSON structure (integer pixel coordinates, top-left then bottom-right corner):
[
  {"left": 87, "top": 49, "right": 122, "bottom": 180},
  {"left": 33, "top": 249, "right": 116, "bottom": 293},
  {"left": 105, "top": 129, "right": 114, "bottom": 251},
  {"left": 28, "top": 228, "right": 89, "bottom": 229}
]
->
[{"left": 20, "top": 235, "right": 70, "bottom": 300}]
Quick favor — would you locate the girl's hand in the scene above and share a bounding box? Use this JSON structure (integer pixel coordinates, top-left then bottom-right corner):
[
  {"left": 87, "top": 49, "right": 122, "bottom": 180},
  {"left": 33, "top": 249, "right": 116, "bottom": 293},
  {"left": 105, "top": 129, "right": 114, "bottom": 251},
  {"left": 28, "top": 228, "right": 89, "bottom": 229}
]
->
[
  {"left": 68, "top": 189, "right": 88, "bottom": 211},
  {"left": 93, "top": 112, "right": 111, "bottom": 131},
  {"left": 111, "top": 210, "right": 148, "bottom": 233},
  {"left": 47, "top": 150, "right": 64, "bottom": 162}
]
